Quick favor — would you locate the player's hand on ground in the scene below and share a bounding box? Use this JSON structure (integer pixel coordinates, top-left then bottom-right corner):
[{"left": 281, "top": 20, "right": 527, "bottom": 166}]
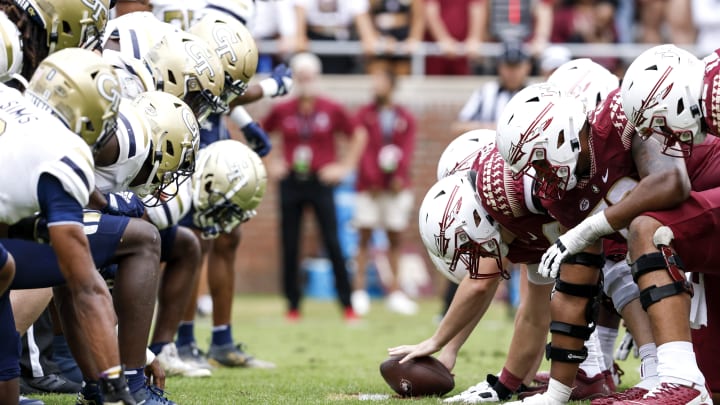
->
[
  {"left": 388, "top": 338, "right": 442, "bottom": 364},
  {"left": 145, "top": 358, "right": 166, "bottom": 389}
]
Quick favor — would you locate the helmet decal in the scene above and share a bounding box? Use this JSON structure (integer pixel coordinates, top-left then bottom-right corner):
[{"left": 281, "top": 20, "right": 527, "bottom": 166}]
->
[
  {"left": 436, "top": 185, "right": 461, "bottom": 257},
  {"left": 507, "top": 102, "right": 554, "bottom": 167},
  {"left": 629, "top": 65, "right": 674, "bottom": 129}
]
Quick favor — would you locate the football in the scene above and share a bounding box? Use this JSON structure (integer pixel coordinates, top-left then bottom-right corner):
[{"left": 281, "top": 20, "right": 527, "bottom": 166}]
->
[{"left": 379, "top": 355, "right": 455, "bottom": 397}]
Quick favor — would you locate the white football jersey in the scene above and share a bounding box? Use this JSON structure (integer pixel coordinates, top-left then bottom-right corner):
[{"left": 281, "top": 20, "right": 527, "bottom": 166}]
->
[
  {"left": 102, "top": 12, "right": 177, "bottom": 98},
  {"left": 94, "top": 100, "right": 152, "bottom": 193},
  {"left": 0, "top": 84, "right": 94, "bottom": 224},
  {"left": 145, "top": 178, "right": 194, "bottom": 229}
]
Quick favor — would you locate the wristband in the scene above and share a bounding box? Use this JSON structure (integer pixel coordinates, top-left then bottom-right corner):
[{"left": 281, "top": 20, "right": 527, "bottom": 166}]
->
[
  {"left": 259, "top": 77, "right": 279, "bottom": 98},
  {"left": 229, "top": 106, "right": 253, "bottom": 128}
]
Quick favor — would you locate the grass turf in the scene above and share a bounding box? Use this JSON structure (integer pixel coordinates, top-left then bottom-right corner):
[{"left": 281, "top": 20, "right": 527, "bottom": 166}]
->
[{"left": 29, "top": 295, "right": 640, "bottom": 404}]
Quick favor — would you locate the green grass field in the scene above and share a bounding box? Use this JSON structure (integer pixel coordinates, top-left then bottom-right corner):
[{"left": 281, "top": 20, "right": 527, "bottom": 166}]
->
[{"left": 30, "top": 295, "right": 640, "bottom": 404}]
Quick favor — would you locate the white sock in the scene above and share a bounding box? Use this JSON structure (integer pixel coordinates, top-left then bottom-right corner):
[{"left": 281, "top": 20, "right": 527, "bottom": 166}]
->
[
  {"left": 546, "top": 378, "right": 573, "bottom": 403},
  {"left": 578, "top": 330, "right": 605, "bottom": 377},
  {"left": 596, "top": 326, "right": 618, "bottom": 370},
  {"left": 634, "top": 343, "right": 659, "bottom": 389},
  {"left": 657, "top": 341, "right": 705, "bottom": 387}
]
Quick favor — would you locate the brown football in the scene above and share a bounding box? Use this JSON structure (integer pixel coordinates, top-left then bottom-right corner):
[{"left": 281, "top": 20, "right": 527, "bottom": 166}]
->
[{"left": 379, "top": 356, "right": 455, "bottom": 397}]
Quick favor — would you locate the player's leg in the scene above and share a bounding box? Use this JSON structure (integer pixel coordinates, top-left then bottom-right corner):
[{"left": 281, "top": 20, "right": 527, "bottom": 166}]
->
[
  {"left": 624, "top": 213, "right": 706, "bottom": 403},
  {"left": 150, "top": 226, "right": 209, "bottom": 377},
  {"left": 0, "top": 245, "right": 14, "bottom": 296},
  {"left": 9, "top": 288, "right": 52, "bottom": 336},
  {"left": 691, "top": 273, "right": 720, "bottom": 402},
  {"left": 0, "top": 290, "right": 20, "bottom": 405},
  {"left": 207, "top": 228, "right": 240, "bottom": 350},
  {"left": 110, "top": 217, "right": 162, "bottom": 398}
]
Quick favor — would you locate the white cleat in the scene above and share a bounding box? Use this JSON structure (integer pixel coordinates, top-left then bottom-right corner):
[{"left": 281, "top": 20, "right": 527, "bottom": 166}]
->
[
  {"left": 386, "top": 291, "right": 418, "bottom": 315},
  {"left": 503, "top": 392, "right": 567, "bottom": 405},
  {"left": 156, "top": 343, "right": 212, "bottom": 378},
  {"left": 444, "top": 380, "right": 496, "bottom": 403}
]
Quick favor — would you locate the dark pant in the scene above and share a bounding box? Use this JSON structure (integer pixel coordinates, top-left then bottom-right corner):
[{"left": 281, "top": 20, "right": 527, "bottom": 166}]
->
[{"left": 280, "top": 174, "right": 352, "bottom": 311}]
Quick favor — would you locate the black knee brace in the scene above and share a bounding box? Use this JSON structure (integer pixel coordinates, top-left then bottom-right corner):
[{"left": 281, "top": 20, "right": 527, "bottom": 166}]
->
[
  {"left": 631, "top": 250, "right": 693, "bottom": 311},
  {"left": 545, "top": 343, "right": 588, "bottom": 363},
  {"left": 564, "top": 252, "right": 605, "bottom": 268},
  {"left": 546, "top": 278, "right": 600, "bottom": 364}
]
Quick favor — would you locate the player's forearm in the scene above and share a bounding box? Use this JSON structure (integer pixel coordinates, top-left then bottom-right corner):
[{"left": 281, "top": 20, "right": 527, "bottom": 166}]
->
[
  {"left": 230, "top": 85, "right": 265, "bottom": 107},
  {"left": 433, "top": 274, "right": 499, "bottom": 348}
]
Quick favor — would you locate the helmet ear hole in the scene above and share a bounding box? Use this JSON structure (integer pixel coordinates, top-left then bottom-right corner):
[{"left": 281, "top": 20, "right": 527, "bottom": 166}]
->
[
  {"left": 473, "top": 209, "right": 481, "bottom": 227},
  {"left": 677, "top": 98, "right": 685, "bottom": 115},
  {"left": 62, "top": 21, "right": 73, "bottom": 35},
  {"left": 85, "top": 121, "right": 94, "bottom": 132},
  {"left": 556, "top": 130, "right": 565, "bottom": 149},
  {"left": 167, "top": 70, "right": 177, "bottom": 85},
  {"left": 165, "top": 139, "right": 175, "bottom": 156},
  {"left": 646, "top": 64, "right": 658, "bottom": 72}
]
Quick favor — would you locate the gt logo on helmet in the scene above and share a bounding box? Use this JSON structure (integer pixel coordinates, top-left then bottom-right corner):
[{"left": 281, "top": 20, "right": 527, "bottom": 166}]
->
[
  {"left": 181, "top": 106, "right": 199, "bottom": 137},
  {"left": 185, "top": 42, "right": 216, "bottom": 78},
  {"left": 81, "top": 0, "right": 108, "bottom": 24},
  {"left": 96, "top": 73, "right": 121, "bottom": 113},
  {"left": 213, "top": 26, "right": 239, "bottom": 62}
]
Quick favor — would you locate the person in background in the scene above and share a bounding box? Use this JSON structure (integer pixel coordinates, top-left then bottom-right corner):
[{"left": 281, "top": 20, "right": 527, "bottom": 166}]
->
[
  {"left": 294, "top": 0, "right": 377, "bottom": 74},
  {"left": 351, "top": 69, "right": 417, "bottom": 317},
  {"left": 423, "top": 0, "right": 485, "bottom": 75},
  {"left": 539, "top": 44, "right": 572, "bottom": 78},
  {"left": 366, "top": 0, "right": 425, "bottom": 75},
  {"left": 263, "top": 52, "right": 368, "bottom": 322},
  {"left": 251, "top": 0, "right": 297, "bottom": 72},
  {"left": 452, "top": 40, "right": 531, "bottom": 135}
]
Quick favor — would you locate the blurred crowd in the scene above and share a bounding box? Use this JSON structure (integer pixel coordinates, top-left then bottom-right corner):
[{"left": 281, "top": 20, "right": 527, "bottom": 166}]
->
[{"left": 251, "top": 0, "right": 716, "bottom": 76}]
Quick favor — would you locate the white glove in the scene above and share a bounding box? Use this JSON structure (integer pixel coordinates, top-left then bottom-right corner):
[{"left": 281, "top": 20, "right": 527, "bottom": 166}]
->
[{"left": 539, "top": 212, "right": 613, "bottom": 278}]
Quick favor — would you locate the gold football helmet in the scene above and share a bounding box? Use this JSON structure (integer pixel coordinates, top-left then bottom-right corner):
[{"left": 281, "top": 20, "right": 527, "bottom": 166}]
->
[
  {"left": 144, "top": 30, "right": 224, "bottom": 122},
  {"left": 0, "top": 11, "right": 23, "bottom": 82},
  {"left": 189, "top": 12, "right": 258, "bottom": 107},
  {"left": 14, "top": 0, "right": 110, "bottom": 52},
  {"left": 26, "top": 47, "right": 121, "bottom": 150},
  {"left": 192, "top": 139, "right": 267, "bottom": 239},
  {"left": 131, "top": 90, "right": 200, "bottom": 201}
]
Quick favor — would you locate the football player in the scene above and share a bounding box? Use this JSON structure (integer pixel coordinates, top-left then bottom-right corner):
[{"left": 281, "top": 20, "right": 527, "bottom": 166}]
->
[
  {"left": 617, "top": 44, "right": 720, "bottom": 403},
  {"left": 144, "top": 139, "right": 272, "bottom": 370},
  {"left": 0, "top": 48, "right": 135, "bottom": 404},
  {"left": 493, "top": 77, "right": 704, "bottom": 405}
]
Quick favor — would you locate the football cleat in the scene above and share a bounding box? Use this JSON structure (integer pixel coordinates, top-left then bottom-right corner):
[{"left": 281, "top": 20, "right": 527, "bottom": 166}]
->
[
  {"left": 503, "top": 392, "right": 567, "bottom": 405},
  {"left": 611, "top": 382, "right": 712, "bottom": 405},
  {"left": 207, "top": 343, "right": 276, "bottom": 368},
  {"left": 519, "top": 369, "right": 613, "bottom": 400},
  {"left": 176, "top": 342, "right": 213, "bottom": 370},
  {"left": 76, "top": 381, "right": 102, "bottom": 405},
  {"left": 156, "top": 343, "right": 211, "bottom": 378},
  {"left": 132, "top": 385, "right": 175, "bottom": 405},
  {"left": 444, "top": 375, "right": 502, "bottom": 403},
  {"left": 590, "top": 386, "right": 649, "bottom": 405},
  {"left": 19, "top": 396, "right": 45, "bottom": 405}
]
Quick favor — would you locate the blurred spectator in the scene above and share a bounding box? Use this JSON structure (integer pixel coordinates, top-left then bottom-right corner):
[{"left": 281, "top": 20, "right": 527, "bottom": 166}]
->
[
  {"left": 351, "top": 69, "right": 417, "bottom": 317},
  {"left": 251, "top": 0, "right": 298, "bottom": 72},
  {"left": 366, "top": 0, "right": 425, "bottom": 75},
  {"left": 487, "top": 0, "right": 553, "bottom": 56},
  {"left": 691, "top": 0, "right": 720, "bottom": 55},
  {"left": 638, "top": 0, "right": 695, "bottom": 44},
  {"left": 262, "top": 53, "right": 368, "bottom": 321},
  {"left": 294, "top": 0, "right": 377, "bottom": 73},
  {"left": 452, "top": 41, "right": 531, "bottom": 134},
  {"left": 551, "top": 0, "right": 621, "bottom": 73},
  {"left": 423, "top": 0, "right": 486, "bottom": 75},
  {"left": 539, "top": 44, "right": 572, "bottom": 78}
]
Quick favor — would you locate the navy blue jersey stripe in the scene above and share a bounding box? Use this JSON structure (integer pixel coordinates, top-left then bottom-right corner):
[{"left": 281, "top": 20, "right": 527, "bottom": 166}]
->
[
  {"left": 118, "top": 113, "right": 136, "bottom": 159},
  {"left": 161, "top": 200, "right": 173, "bottom": 226},
  {"left": 129, "top": 29, "right": 140, "bottom": 59},
  {"left": 60, "top": 156, "right": 90, "bottom": 189}
]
